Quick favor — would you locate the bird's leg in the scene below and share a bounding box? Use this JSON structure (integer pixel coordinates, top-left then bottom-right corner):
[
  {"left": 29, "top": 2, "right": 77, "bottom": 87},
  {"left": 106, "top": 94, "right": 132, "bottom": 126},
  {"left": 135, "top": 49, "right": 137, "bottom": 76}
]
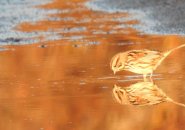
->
[
  {"left": 150, "top": 72, "right": 153, "bottom": 83},
  {"left": 143, "top": 74, "right": 147, "bottom": 82}
]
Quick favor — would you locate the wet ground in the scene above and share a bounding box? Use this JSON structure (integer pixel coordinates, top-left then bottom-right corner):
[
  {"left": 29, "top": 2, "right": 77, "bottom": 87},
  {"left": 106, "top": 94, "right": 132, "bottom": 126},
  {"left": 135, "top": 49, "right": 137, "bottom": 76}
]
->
[
  {"left": 0, "top": 0, "right": 185, "bottom": 130},
  {"left": 86, "top": 0, "right": 185, "bottom": 34}
]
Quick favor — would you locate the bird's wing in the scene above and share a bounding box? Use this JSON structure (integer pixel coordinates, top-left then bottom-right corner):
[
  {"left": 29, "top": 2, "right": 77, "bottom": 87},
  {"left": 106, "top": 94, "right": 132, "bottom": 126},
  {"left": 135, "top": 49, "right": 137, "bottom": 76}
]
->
[{"left": 127, "top": 50, "right": 163, "bottom": 65}]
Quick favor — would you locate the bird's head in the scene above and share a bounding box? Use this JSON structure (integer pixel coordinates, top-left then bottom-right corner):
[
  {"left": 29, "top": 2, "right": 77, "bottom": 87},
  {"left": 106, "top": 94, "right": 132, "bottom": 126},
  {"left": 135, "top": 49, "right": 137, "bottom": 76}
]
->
[
  {"left": 112, "top": 85, "right": 128, "bottom": 105},
  {"left": 110, "top": 53, "right": 126, "bottom": 74}
]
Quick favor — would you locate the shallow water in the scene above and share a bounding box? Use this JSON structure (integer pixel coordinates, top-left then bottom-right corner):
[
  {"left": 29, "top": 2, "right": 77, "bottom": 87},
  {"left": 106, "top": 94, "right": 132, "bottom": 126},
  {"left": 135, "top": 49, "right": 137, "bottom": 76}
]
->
[{"left": 0, "top": 0, "right": 185, "bottom": 130}]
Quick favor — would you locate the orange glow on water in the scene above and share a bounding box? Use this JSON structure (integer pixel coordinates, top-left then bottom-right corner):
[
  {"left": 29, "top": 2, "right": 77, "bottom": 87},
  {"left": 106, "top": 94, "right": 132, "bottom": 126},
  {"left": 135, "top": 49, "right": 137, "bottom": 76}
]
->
[{"left": 0, "top": 0, "right": 185, "bottom": 130}]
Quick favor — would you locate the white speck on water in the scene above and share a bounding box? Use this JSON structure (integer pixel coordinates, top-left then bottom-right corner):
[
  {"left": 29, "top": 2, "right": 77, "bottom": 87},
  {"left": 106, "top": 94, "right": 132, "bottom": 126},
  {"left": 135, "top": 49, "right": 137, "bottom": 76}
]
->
[
  {"left": 53, "top": 82, "right": 59, "bottom": 85},
  {"left": 101, "top": 86, "right": 108, "bottom": 89},
  {"left": 98, "top": 76, "right": 120, "bottom": 80},
  {"left": 80, "top": 80, "right": 86, "bottom": 85}
]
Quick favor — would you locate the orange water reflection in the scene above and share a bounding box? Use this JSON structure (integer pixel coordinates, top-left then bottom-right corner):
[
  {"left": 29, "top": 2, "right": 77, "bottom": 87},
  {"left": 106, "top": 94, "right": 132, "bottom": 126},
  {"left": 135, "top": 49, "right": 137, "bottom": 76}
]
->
[{"left": 0, "top": 0, "right": 185, "bottom": 130}]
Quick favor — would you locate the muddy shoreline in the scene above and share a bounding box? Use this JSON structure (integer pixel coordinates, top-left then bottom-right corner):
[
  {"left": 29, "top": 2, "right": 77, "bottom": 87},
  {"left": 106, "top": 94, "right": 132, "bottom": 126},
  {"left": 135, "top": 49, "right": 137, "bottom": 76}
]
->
[{"left": 1, "top": 0, "right": 185, "bottom": 46}]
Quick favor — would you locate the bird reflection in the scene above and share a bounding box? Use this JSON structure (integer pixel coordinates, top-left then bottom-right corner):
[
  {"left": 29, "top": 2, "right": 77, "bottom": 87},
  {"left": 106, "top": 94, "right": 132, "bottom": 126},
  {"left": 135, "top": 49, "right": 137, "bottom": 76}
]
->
[{"left": 112, "top": 82, "right": 185, "bottom": 107}]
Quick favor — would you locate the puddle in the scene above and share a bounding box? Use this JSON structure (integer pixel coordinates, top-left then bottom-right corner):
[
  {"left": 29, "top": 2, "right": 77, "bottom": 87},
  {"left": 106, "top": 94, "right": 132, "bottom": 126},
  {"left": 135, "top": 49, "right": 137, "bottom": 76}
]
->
[{"left": 0, "top": 0, "right": 185, "bottom": 130}]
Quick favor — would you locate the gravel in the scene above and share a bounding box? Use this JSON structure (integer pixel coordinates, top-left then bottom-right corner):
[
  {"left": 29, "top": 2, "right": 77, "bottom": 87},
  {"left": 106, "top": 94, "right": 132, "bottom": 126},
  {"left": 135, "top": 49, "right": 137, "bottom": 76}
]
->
[{"left": 86, "top": 0, "right": 185, "bottom": 35}]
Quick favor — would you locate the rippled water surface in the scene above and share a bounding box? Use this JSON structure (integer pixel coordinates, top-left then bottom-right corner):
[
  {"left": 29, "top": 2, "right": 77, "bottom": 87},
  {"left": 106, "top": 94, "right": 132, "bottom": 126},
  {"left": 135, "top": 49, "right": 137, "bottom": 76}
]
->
[{"left": 0, "top": 0, "right": 185, "bottom": 130}]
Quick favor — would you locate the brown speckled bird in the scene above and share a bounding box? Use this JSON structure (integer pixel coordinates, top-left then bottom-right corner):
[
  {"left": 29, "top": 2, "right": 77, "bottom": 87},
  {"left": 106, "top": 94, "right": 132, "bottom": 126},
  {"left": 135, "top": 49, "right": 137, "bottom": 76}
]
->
[
  {"left": 110, "top": 44, "right": 185, "bottom": 80},
  {"left": 112, "top": 82, "right": 185, "bottom": 107}
]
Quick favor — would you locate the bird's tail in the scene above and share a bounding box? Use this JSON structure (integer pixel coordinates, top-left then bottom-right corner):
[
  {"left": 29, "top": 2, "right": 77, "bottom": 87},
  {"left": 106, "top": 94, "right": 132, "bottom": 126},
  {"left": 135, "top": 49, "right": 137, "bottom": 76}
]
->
[
  {"left": 167, "top": 98, "right": 185, "bottom": 108},
  {"left": 164, "top": 44, "right": 185, "bottom": 57},
  {"left": 154, "top": 44, "right": 185, "bottom": 70}
]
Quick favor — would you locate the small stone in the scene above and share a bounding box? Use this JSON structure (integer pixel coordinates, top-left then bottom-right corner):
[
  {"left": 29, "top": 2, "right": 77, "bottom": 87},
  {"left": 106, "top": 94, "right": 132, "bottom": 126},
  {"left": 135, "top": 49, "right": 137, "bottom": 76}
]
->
[
  {"left": 72, "top": 44, "right": 79, "bottom": 48},
  {"left": 39, "top": 44, "right": 47, "bottom": 48}
]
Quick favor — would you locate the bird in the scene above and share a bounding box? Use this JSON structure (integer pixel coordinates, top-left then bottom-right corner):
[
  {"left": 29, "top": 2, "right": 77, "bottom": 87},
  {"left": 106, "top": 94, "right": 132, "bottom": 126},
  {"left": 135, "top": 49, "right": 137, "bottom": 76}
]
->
[
  {"left": 110, "top": 44, "right": 185, "bottom": 80},
  {"left": 112, "top": 82, "right": 185, "bottom": 107}
]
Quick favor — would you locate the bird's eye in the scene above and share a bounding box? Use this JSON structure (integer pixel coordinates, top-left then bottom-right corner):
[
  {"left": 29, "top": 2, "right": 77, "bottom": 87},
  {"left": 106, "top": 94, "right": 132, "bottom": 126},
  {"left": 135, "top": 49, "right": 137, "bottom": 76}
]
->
[{"left": 118, "top": 63, "right": 122, "bottom": 67}]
